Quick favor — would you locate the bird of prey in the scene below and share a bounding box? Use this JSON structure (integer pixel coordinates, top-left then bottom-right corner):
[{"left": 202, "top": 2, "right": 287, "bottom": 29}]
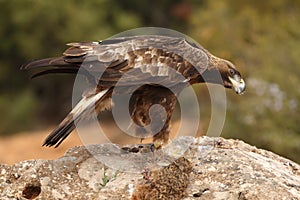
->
[{"left": 21, "top": 35, "right": 246, "bottom": 148}]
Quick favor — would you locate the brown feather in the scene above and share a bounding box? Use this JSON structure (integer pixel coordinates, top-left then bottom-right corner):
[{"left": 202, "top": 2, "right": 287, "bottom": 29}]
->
[{"left": 63, "top": 46, "right": 87, "bottom": 57}]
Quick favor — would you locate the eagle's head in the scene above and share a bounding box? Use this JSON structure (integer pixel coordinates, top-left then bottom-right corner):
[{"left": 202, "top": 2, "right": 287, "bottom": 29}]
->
[
  {"left": 206, "top": 55, "right": 246, "bottom": 94},
  {"left": 221, "top": 60, "right": 246, "bottom": 94}
]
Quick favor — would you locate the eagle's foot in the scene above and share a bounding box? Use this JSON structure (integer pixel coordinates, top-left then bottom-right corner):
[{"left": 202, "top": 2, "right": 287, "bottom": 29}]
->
[
  {"left": 153, "top": 140, "right": 164, "bottom": 150},
  {"left": 121, "top": 143, "right": 155, "bottom": 153}
]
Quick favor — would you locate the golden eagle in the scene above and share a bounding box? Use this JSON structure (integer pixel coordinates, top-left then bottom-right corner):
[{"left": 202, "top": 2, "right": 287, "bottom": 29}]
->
[{"left": 21, "top": 35, "right": 246, "bottom": 148}]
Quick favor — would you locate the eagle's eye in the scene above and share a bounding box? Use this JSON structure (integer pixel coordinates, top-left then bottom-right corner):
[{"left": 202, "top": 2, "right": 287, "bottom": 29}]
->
[{"left": 229, "top": 68, "right": 235, "bottom": 76}]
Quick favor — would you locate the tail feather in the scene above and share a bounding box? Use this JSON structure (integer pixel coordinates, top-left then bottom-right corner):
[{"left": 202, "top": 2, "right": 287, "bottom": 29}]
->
[
  {"left": 31, "top": 67, "right": 79, "bottom": 78},
  {"left": 21, "top": 56, "right": 85, "bottom": 79},
  {"left": 43, "top": 88, "right": 111, "bottom": 147},
  {"left": 43, "top": 116, "right": 76, "bottom": 148},
  {"left": 21, "top": 57, "right": 69, "bottom": 70}
]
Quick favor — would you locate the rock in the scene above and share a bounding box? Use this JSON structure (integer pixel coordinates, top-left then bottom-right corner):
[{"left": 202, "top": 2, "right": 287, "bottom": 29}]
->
[{"left": 0, "top": 136, "right": 299, "bottom": 200}]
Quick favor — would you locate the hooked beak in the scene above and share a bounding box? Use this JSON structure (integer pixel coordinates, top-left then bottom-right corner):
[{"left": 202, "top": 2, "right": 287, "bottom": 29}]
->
[{"left": 228, "top": 76, "right": 246, "bottom": 94}]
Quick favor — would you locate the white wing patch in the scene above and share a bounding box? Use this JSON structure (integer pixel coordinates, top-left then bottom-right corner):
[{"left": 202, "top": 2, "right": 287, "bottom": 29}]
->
[
  {"left": 157, "top": 66, "right": 169, "bottom": 76},
  {"left": 70, "top": 89, "right": 109, "bottom": 117},
  {"left": 127, "top": 49, "right": 173, "bottom": 77}
]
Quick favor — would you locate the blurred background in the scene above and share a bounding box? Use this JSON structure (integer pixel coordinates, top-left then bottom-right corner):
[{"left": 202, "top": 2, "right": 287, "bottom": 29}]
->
[{"left": 0, "top": 0, "right": 299, "bottom": 164}]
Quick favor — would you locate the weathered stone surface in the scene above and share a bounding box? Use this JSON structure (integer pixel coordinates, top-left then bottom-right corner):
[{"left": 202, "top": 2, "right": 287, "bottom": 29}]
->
[{"left": 0, "top": 136, "right": 299, "bottom": 200}]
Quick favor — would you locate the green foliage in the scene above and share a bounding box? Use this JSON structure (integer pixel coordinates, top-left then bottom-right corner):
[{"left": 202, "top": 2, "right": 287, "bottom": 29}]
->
[
  {"left": 0, "top": 90, "right": 36, "bottom": 134},
  {"left": 1, "top": 0, "right": 300, "bottom": 162}
]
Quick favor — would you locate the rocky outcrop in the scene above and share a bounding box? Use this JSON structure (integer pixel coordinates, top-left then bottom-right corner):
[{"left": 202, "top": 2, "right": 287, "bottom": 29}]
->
[{"left": 0, "top": 136, "right": 299, "bottom": 199}]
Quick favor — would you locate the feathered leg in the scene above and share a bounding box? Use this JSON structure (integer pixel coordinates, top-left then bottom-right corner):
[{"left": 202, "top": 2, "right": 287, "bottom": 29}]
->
[{"left": 129, "top": 85, "right": 177, "bottom": 149}]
